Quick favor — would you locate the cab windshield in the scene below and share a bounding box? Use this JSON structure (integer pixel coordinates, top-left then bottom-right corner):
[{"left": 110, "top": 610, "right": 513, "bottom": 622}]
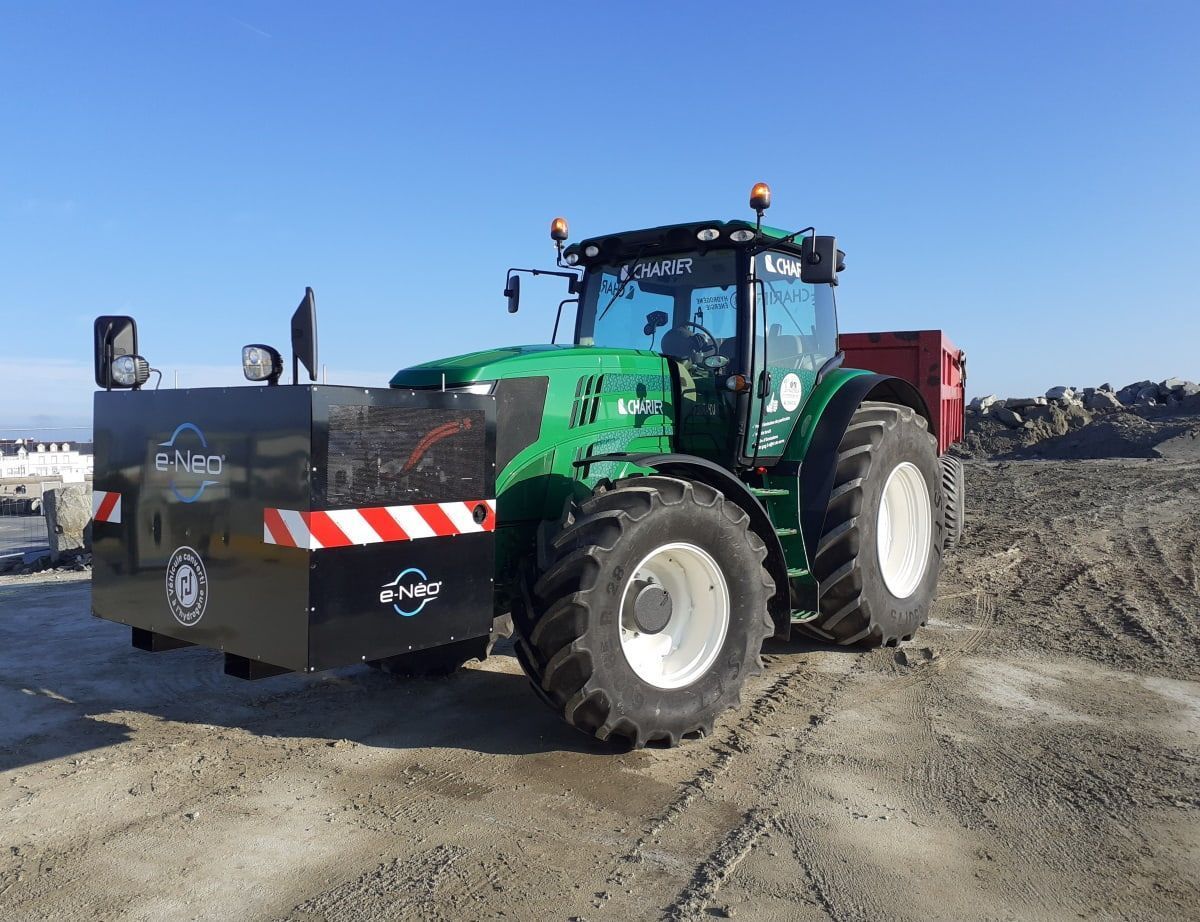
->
[{"left": 576, "top": 250, "right": 740, "bottom": 372}]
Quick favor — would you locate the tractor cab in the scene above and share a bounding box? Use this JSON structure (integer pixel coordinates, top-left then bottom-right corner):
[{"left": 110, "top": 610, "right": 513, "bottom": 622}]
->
[{"left": 563, "top": 209, "right": 842, "bottom": 468}]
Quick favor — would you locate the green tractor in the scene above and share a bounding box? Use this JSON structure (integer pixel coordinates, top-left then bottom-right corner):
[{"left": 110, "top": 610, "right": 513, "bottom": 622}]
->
[
  {"left": 90, "top": 182, "right": 960, "bottom": 750},
  {"left": 390, "top": 183, "right": 953, "bottom": 746}
]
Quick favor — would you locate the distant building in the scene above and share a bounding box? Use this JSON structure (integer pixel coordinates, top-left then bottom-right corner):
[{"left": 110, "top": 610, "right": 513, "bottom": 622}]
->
[{"left": 0, "top": 439, "right": 94, "bottom": 482}]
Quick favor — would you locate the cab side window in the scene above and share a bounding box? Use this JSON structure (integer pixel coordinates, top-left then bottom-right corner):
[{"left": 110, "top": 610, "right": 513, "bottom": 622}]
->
[{"left": 754, "top": 251, "right": 837, "bottom": 371}]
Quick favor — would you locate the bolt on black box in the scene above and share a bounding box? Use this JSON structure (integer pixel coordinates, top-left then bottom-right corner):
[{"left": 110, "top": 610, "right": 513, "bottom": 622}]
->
[{"left": 92, "top": 385, "right": 496, "bottom": 675}]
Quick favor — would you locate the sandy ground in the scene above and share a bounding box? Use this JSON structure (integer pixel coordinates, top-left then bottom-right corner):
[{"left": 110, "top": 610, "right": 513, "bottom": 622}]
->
[{"left": 1, "top": 460, "right": 1197, "bottom": 921}]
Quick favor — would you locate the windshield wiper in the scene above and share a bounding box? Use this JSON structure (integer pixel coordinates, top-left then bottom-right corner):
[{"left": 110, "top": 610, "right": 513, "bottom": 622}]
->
[{"left": 596, "top": 247, "right": 650, "bottom": 323}]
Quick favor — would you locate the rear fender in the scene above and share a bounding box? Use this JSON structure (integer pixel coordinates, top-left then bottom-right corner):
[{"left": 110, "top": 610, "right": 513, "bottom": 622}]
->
[{"left": 780, "top": 371, "right": 932, "bottom": 565}]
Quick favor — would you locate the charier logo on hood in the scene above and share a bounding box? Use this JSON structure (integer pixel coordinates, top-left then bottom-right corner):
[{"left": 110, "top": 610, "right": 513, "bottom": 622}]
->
[
  {"left": 156, "top": 423, "right": 225, "bottom": 503},
  {"left": 617, "top": 397, "right": 664, "bottom": 416},
  {"left": 379, "top": 568, "right": 443, "bottom": 617}
]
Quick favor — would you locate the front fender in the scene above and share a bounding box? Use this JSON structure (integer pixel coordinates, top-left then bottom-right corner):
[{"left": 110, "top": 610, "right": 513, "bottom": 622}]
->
[{"left": 575, "top": 452, "right": 792, "bottom": 636}]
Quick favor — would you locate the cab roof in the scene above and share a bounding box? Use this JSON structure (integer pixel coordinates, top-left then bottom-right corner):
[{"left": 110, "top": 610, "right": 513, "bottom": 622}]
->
[{"left": 563, "top": 219, "right": 809, "bottom": 268}]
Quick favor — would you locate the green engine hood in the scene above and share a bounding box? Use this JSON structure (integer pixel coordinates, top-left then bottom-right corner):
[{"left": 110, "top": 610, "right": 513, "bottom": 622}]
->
[{"left": 390, "top": 344, "right": 656, "bottom": 388}]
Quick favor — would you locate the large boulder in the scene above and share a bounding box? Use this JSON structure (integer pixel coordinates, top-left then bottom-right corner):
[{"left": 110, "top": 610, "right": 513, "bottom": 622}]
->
[
  {"left": 1084, "top": 390, "right": 1122, "bottom": 412},
  {"left": 1117, "top": 380, "right": 1153, "bottom": 406},
  {"left": 969, "top": 394, "right": 999, "bottom": 413},
  {"left": 992, "top": 406, "right": 1023, "bottom": 428},
  {"left": 43, "top": 484, "right": 92, "bottom": 559},
  {"left": 1006, "top": 397, "right": 1047, "bottom": 410},
  {"left": 1025, "top": 404, "right": 1070, "bottom": 436},
  {"left": 1045, "top": 386, "right": 1075, "bottom": 401},
  {"left": 1062, "top": 403, "right": 1093, "bottom": 428},
  {"left": 1160, "top": 378, "right": 1199, "bottom": 399}
]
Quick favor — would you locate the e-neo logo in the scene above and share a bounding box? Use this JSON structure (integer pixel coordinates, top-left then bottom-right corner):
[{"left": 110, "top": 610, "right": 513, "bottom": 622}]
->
[
  {"left": 379, "top": 568, "right": 443, "bottom": 617},
  {"left": 155, "top": 423, "right": 224, "bottom": 503}
]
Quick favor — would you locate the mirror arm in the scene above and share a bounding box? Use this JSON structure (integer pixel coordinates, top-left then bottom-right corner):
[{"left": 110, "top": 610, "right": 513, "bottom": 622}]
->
[
  {"left": 507, "top": 267, "right": 582, "bottom": 286},
  {"left": 750, "top": 226, "right": 815, "bottom": 256}
]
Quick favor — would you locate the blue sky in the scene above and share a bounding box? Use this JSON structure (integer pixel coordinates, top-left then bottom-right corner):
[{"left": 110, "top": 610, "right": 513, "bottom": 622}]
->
[{"left": 1, "top": 1, "right": 1197, "bottom": 432}]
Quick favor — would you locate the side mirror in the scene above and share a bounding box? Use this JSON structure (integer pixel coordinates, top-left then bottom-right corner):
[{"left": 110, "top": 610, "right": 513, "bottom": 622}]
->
[
  {"left": 800, "top": 235, "right": 839, "bottom": 285},
  {"left": 505, "top": 275, "right": 521, "bottom": 314},
  {"left": 94, "top": 315, "right": 138, "bottom": 388},
  {"left": 291, "top": 287, "right": 318, "bottom": 382}
]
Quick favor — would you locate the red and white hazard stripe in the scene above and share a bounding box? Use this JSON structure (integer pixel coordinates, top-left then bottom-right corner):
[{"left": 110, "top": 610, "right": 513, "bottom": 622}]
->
[
  {"left": 262, "top": 499, "right": 496, "bottom": 550},
  {"left": 92, "top": 491, "right": 122, "bottom": 524}
]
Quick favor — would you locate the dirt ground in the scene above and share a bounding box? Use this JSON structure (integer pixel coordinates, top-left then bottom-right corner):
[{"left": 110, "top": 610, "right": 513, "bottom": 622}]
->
[{"left": 1, "top": 459, "right": 1197, "bottom": 921}]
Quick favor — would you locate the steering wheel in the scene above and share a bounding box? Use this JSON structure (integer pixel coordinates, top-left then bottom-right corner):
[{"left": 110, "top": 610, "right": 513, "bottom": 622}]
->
[{"left": 674, "top": 321, "right": 720, "bottom": 361}]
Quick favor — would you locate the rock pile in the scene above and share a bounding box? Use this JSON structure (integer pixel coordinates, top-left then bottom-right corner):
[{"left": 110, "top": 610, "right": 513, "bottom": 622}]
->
[
  {"left": 955, "top": 377, "right": 1200, "bottom": 460},
  {"left": 968, "top": 378, "right": 1198, "bottom": 433},
  {"left": 0, "top": 550, "right": 91, "bottom": 576}
]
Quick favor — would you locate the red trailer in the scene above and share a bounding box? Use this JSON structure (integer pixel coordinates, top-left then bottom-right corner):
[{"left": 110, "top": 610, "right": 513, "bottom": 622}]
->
[{"left": 840, "top": 330, "right": 966, "bottom": 455}]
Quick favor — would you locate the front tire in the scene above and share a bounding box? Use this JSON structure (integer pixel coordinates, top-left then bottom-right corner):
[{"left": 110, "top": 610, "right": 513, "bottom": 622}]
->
[
  {"left": 513, "top": 476, "right": 774, "bottom": 748},
  {"left": 800, "top": 402, "right": 944, "bottom": 647}
]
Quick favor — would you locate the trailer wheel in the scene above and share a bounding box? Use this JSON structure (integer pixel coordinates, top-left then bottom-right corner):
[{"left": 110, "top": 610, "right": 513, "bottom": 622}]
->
[
  {"left": 513, "top": 475, "right": 774, "bottom": 748},
  {"left": 799, "top": 402, "right": 944, "bottom": 648},
  {"left": 368, "top": 614, "right": 512, "bottom": 677},
  {"left": 940, "top": 455, "right": 965, "bottom": 552}
]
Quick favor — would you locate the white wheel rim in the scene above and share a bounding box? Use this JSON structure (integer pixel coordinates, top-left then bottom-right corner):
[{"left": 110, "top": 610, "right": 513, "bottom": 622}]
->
[
  {"left": 618, "top": 542, "right": 730, "bottom": 690},
  {"left": 876, "top": 461, "right": 933, "bottom": 599}
]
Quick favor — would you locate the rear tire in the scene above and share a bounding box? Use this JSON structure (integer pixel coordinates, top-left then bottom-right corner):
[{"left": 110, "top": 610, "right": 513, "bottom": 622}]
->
[
  {"left": 940, "top": 455, "right": 965, "bottom": 552},
  {"left": 513, "top": 475, "right": 774, "bottom": 748},
  {"left": 799, "top": 402, "right": 944, "bottom": 648}
]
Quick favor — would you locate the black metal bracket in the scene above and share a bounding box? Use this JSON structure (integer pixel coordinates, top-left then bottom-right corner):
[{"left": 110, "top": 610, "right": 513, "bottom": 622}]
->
[
  {"left": 224, "top": 653, "right": 291, "bottom": 680},
  {"left": 132, "top": 627, "right": 195, "bottom": 652}
]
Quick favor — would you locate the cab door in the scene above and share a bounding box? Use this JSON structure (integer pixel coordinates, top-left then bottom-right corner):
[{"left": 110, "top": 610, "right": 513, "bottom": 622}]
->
[{"left": 742, "top": 249, "right": 839, "bottom": 462}]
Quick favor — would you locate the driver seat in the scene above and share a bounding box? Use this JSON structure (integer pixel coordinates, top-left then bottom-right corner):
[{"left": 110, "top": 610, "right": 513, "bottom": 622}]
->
[{"left": 660, "top": 327, "right": 697, "bottom": 360}]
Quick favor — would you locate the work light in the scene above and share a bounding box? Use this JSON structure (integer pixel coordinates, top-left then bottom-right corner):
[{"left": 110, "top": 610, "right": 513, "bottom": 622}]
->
[
  {"left": 696, "top": 228, "right": 720, "bottom": 241},
  {"left": 111, "top": 354, "right": 151, "bottom": 388},
  {"left": 584, "top": 245, "right": 600, "bottom": 258},
  {"left": 729, "top": 229, "right": 755, "bottom": 243},
  {"left": 242, "top": 344, "right": 283, "bottom": 384}
]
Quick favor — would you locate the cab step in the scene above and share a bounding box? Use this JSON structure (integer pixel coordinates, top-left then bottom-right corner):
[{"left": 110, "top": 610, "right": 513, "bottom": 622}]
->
[
  {"left": 786, "top": 567, "right": 810, "bottom": 579},
  {"left": 774, "top": 527, "right": 798, "bottom": 537},
  {"left": 749, "top": 487, "right": 790, "bottom": 497},
  {"left": 790, "top": 609, "right": 821, "bottom": 624}
]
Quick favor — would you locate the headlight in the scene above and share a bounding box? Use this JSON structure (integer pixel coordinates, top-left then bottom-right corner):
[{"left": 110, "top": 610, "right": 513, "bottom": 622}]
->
[
  {"left": 242, "top": 344, "right": 282, "bottom": 383},
  {"left": 565, "top": 252, "right": 580, "bottom": 266},
  {"left": 729, "top": 229, "right": 755, "bottom": 243},
  {"left": 584, "top": 245, "right": 600, "bottom": 258},
  {"left": 111, "top": 354, "right": 150, "bottom": 388},
  {"left": 447, "top": 381, "right": 495, "bottom": 395},
  {"left": 696, "top": 228, "right": 720, "bottom": 241}
]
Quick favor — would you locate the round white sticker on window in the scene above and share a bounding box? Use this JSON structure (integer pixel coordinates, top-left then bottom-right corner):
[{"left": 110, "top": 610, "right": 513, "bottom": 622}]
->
[{"left": 779, "top": 373, "right": 803, "bottom": 412}]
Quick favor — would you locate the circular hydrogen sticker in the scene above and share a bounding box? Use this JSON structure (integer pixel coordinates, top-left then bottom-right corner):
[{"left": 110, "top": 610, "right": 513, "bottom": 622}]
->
[
  {"left": 165, "top": 546, "right": 208, "bottom": 626},
  {"left": 779, "top": 373, "right": 804, "bottom": 412}
]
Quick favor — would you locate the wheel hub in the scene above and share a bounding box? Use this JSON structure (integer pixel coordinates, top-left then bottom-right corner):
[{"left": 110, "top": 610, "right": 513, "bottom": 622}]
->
[
  {"left": 617, "top": 542, "right": 730, "bottom": 690},
  {"left": 629, "top": 581, "right": 673, "bottom": 634}
]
